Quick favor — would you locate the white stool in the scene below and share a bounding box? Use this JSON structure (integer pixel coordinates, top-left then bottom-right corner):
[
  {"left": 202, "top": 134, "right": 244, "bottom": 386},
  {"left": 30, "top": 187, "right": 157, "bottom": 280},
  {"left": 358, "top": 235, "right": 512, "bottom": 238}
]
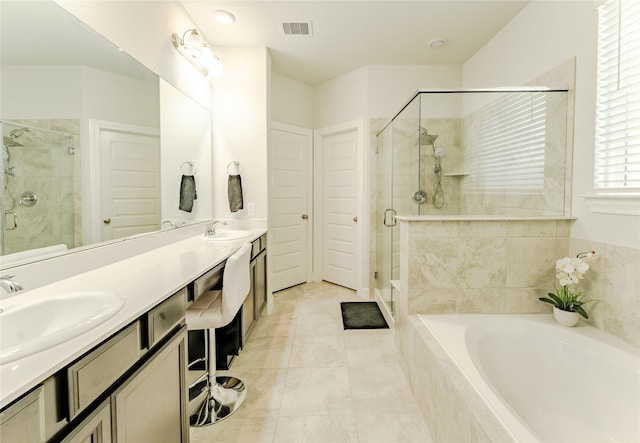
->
[{"left": 186, "top": 242, "right": 251, "bottom": 426}]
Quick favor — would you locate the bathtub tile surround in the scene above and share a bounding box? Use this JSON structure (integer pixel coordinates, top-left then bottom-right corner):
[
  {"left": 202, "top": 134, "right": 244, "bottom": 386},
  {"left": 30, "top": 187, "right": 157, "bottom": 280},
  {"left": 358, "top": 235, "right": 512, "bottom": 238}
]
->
[
  {"left": 399, "top": 217, "right": 571, "bottom": 316},
  {"left": 569, "top": 238, "right": 640, "bottom": 346},
  {"left": 395, "top": 217, "right": 640, "bottom": 443}
]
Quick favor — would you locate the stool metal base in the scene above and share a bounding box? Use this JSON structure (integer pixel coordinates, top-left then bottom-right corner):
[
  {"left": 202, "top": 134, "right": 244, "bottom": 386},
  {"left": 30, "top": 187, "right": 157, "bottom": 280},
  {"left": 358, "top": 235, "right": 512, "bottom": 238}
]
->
[{"left": 189, "top": 376, "right": 247, "bottom": 426}]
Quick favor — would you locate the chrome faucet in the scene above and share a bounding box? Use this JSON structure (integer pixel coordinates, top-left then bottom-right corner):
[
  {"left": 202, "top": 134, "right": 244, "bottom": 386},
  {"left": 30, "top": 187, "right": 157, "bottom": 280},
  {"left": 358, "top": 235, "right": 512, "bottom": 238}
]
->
[
  {"left": 205, "top": 220, "right": 227, "bottom": 237},
  {"left": 0, "top": 274, "right": 23, "bottom": 294}
]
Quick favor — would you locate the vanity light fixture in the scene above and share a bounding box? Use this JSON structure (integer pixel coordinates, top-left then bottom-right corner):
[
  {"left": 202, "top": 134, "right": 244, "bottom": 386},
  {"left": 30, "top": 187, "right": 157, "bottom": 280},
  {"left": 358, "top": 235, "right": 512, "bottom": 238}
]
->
[{"left": 171, "top": 28, "right": 222, "bottom": 77}]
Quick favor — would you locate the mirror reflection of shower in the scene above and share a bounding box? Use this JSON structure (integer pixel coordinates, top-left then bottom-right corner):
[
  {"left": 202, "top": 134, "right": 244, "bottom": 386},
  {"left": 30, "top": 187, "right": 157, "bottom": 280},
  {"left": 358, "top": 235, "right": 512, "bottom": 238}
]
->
[{"left": 2, "top": 126, "right": 29, "bottom": 212}]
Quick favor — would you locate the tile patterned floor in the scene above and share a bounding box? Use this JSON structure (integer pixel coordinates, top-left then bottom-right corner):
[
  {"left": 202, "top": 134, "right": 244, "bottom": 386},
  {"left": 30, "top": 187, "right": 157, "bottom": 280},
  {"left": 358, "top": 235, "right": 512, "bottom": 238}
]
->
[{"left": 189, "top": 281, "right": 432, "bottom": 443}]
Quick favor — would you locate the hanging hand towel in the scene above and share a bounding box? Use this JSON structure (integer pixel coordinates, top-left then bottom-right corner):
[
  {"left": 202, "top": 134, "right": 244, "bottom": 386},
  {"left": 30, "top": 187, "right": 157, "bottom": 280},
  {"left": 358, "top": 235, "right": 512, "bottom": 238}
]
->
[
  {"left": 179, "top": 175, "right": 197, "bottom": 212},
  {"left": 228, "top": 174, "right": 244, "bottom": 213}
]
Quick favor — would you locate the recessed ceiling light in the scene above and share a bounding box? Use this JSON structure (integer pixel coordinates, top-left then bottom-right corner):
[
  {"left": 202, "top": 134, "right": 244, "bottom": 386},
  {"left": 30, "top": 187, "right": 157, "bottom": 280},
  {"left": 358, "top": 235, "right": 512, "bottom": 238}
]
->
[
  {"left": 213, "top": 9, "right": 235, "bottom": 25},
  {"left": 429, "top": 38, "right": 446, "bottom": 48}
]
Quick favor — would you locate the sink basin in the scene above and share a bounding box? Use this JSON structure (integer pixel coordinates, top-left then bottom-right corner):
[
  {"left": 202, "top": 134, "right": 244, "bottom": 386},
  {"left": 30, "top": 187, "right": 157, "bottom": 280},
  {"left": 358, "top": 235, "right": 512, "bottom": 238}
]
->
[
  {"left": 202, "top": 230, "right": 253, "bottom": 241},
  {"left": 0, "top": 291, "right": 125, "bottom": 364}
]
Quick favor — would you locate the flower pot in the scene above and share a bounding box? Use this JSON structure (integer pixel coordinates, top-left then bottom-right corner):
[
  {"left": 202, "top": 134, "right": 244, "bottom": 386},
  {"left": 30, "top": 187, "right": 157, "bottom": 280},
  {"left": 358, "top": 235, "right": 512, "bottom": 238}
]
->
[{"left": 553, "top": 307, "right": 580, "bottom": 327}]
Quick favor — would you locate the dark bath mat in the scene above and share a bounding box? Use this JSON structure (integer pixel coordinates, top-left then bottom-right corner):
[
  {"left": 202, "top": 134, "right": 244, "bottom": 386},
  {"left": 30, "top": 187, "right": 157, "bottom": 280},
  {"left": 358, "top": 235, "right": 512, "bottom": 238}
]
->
[{"left": 340, "top": 302, "right": 389, "bottom": 330}]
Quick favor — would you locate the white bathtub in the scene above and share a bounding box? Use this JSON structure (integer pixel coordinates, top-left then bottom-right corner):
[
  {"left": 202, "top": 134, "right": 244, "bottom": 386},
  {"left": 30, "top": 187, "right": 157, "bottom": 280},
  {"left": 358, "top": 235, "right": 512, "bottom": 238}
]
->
[{"left": 419, "top": 314, "right": 640, "bottom": 443}]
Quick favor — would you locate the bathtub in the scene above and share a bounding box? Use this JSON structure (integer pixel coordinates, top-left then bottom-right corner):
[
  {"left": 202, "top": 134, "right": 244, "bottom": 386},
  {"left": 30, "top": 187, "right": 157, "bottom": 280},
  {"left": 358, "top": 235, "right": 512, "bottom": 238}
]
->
[{"left": 418, "top": 314, "right": 640, "bottom": 443}]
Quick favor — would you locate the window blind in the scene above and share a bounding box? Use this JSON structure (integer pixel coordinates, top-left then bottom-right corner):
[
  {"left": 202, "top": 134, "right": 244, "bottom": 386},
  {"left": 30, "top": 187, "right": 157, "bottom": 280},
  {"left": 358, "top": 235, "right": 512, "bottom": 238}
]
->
[
  {"left": 595, "top": 0, "right": 640, "bottom": 191},
  {"left": 466, "top": 92, "right": 547, "bottom": 191}
]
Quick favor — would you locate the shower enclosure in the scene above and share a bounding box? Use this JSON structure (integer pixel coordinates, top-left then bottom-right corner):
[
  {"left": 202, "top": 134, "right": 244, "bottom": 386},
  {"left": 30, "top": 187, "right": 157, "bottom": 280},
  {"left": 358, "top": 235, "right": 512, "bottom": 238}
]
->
[
  {"left": 374, "top": 88, "right": 570, "bottom": 318},
  {"left": 1, "top": 120, "right": 79, "bottom": 261}
]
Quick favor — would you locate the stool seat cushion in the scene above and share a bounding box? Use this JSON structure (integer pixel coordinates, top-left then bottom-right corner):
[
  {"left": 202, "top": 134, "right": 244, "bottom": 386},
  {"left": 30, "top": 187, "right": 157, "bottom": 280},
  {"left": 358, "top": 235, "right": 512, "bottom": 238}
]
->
[{"left": 186, "top": 289, "right": 223, "bottom": 330}]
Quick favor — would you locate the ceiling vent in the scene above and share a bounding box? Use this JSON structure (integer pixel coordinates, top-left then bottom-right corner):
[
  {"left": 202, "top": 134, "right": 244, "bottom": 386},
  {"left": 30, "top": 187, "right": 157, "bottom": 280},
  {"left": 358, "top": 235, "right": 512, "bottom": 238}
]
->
[{"left": 281, "top": 22, "right": 312, "bottom": 36}]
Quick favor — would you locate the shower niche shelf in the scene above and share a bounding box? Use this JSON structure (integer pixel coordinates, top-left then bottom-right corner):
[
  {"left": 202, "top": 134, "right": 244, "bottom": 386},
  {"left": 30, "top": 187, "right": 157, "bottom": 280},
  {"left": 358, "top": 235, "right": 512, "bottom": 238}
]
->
[{"left": 443, "top": 172, "right": 470, "bottom": 177}]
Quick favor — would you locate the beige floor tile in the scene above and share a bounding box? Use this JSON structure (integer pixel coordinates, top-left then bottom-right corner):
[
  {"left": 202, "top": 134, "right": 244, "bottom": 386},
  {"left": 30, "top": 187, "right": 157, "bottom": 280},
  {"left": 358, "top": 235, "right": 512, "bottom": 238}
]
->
[
  {"left": 344, "top": 330, "right": 398, "bottom": 367},
  {"left": 196, "top": 282, "right": 433, "bottom": 442},
  {"left": 280, "top": 367, "right": 353, "bottom": 416},
  {"left": 223, "top": 368, "right": 288, "bottom": 418},
  {"left": 189, "top": 415, "right": 277, "bottom": 443},
  {"left": 355, "top": 414, "right": 433, "bottom": 443},
  {"left": 232, "top": 335, "right": 294, "bottom": 369},
  {"left": 349, "top": 364, "right": 420, "bottom": 416},
  {"left": 289, "top": 334, "right": 347, "bottom": 368},
  {"left": 273, "top": 415, "right": 359, "bottom": 443},
  {"left": 294, "top": 311, "right": 344, "bottom": 336}
]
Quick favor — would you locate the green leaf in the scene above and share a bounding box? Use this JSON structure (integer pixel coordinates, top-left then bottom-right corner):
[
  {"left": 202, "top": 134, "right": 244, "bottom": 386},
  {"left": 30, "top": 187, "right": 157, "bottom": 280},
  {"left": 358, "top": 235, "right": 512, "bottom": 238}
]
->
[
  {"left": 572, "top": 305, "right": 589, "bottom": 319},
  {"left": 539, "top": 297, "right": 558, "bottom": 306},
  {"left": 547, "top": 293, "right": 565, "bottom": 308}
]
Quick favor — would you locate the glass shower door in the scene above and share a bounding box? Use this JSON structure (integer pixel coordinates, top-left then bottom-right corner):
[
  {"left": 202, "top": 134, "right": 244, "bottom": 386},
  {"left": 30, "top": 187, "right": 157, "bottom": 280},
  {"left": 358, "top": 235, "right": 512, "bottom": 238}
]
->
[{"left": 375, "top": 124, "right": 395, "bottom": 316}]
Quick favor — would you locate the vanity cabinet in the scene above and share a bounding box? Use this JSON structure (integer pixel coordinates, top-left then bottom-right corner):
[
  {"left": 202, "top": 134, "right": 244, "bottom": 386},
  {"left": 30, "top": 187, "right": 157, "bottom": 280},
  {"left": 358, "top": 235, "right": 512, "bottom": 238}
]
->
[
  {"left": 0, "top": 287, "right": 189, "bottom": 443},
  {"left": 241, "top": 234, "right": 267, "bottom": 347},
  {"left": 0, "top": 386, "right": 44, "bottom": 443},
  {"left": 112, "top": 327, "right": 188, "bottom": 443},
  {"left": 60, "top": 400, "right": 111, "bottom": 443}
]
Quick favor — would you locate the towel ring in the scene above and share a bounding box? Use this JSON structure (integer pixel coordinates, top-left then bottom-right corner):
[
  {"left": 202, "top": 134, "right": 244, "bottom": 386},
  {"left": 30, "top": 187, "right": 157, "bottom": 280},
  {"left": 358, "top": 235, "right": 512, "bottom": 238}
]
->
[
  {"left": 181, "top": 161, "right": 197, "bottom": 175},
  {"left": 227, "top": 161, "right": 243, "bottom": 175}
]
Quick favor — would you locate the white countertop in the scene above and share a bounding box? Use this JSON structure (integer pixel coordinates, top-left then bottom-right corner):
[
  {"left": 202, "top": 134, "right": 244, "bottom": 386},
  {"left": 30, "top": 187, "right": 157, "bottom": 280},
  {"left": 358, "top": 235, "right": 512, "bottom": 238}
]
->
[{"left": 0, "top": 229, "right": 265, "bottom": 408}]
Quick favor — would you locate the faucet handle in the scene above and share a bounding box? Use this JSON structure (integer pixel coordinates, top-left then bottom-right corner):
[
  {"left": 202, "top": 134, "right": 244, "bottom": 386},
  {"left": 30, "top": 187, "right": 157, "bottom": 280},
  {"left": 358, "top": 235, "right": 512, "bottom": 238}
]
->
[{"left": 0, "top": 274, "right": 23, "bottom": 293}]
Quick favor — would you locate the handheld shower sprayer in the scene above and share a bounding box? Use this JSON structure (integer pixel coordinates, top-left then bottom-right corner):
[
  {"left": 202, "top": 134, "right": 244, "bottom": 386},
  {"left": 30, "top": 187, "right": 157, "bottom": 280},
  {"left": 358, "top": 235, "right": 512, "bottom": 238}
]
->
[{"left": 432, "top": 146, "right": 445, "bottom": 209}]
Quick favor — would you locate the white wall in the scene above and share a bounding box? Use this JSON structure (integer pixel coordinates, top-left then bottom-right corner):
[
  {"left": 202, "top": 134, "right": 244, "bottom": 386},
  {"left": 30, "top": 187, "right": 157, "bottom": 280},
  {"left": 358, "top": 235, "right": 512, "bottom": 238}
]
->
[
  {"left": 160, "top": 79, "right": 212, "bottom": 222},
  {"left": 314, "top": 67, "right": 368, "bottom": 128},
  {"left": 365, "top": 64, "right": 462, "bottom": 119},
  {"left": 463, "top": 0, "right": 638, "bottom": 249},
  {"left": 54, "top": 0, "right": 211, "bottom": 110},
  {"left": 1, "top": 66, "right": 83, "bottom": 118},
  {"left": 271, "top": 72, "right": 314, "bottom": 129},
  {"left": 211, "top": 47, "right": 270, "bottom": 227}
]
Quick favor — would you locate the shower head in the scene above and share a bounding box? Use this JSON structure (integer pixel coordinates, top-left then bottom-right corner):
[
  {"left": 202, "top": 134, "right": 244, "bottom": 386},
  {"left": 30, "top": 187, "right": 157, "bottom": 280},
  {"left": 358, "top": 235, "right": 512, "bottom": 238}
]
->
[
  {"left": 418, "top": 126, "right": 438, "bottom": 146},
  {"left": 3, "top": 136, "right": 23, "bottom": 148}
]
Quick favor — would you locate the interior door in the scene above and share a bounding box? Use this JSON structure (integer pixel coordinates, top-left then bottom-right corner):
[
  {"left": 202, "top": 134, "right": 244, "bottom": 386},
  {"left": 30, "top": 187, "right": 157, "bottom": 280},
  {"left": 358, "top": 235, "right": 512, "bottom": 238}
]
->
[
  {"left": 100, "top": 128, "right": 161, "bottom": 241},
  {"left": 321, "top": 128, "right": 359, "bottom": 290},
  {"left": 269, "top": 124, "right": 312, "bottom": 292}
]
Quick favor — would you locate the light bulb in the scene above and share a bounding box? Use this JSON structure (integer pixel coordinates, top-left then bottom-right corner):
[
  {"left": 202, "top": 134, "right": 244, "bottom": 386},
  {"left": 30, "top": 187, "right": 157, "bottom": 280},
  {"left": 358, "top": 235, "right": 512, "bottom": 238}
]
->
[
  {"left": 184, "top": 29, "right": 203, "bottom": 57},
  {"left": 200, "top": 45, "right": 214, "bottom": 68}
]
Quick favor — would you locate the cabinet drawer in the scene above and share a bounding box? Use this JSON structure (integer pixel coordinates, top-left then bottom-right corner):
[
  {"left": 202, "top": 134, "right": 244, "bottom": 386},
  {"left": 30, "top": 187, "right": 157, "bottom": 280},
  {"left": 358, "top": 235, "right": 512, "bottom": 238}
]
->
[
  {"left": 67, "top": 322, "right": 141, "bottom": 419},
  {"left": 148, "top": 288, "right": 186, "bottom": 348},
  {"left": 0, "top": 386, "right": 43, "bottom": 443}
]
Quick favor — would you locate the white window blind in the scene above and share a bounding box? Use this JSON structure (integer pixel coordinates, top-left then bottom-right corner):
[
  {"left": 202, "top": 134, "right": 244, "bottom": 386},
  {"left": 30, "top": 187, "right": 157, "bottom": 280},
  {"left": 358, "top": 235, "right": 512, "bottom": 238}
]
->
[
  {"left": 466, "top": 92, "right": 547, "bottom": 191},
  {"left": 595, "top": 0, "right": 640, "bottom": 192}
]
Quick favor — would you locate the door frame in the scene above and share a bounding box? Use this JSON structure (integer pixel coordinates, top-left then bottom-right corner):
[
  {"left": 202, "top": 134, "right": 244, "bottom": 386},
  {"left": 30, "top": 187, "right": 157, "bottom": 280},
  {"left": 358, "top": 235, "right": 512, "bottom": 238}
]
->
[
  {"left": 268, "top": 121, "right": 314, "bottom": 290},
  {"left": 87, "top": 119, "right": 160, "bottom": 244},
  {"left": 313, "top": 119, "right": 365, "bottom": 296}
]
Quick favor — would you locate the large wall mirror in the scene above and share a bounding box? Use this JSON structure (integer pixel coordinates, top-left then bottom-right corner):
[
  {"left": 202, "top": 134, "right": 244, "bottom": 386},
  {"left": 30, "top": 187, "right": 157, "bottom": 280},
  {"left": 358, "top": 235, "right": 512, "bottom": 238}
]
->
[{"left": 0, "top": 0, "right": 212, "bottom": 269}]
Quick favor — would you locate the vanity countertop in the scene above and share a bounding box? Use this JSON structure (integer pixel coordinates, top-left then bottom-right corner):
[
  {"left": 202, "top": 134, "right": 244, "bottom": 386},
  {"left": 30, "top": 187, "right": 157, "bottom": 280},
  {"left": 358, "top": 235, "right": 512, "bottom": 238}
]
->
[{"left": 0, "top": 229, "right": 266, "bottom": 408}]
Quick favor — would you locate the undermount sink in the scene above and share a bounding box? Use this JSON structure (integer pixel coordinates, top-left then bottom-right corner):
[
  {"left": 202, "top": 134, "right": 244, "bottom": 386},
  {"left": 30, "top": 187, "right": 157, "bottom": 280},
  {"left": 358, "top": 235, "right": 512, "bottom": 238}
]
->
[
  {"left": 202, "top": 230, "right": 253, "bottom": 241},
  {"left": 0, "top": 291, "right": 125, "bottom": 364}
]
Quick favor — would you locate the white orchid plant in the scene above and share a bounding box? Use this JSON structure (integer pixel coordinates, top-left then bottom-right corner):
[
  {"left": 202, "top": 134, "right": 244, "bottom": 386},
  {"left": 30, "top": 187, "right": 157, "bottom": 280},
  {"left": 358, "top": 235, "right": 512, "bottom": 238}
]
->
[{"left": 539, "top": 250, "right": 597, "bottom": 319}]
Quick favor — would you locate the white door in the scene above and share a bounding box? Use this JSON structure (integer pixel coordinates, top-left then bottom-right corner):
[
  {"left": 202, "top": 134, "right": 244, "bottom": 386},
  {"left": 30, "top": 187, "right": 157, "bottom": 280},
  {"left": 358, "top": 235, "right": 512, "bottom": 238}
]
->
[
  {"left": 269, "top": 123, "right": 312, "bottom": 292},
  {"left": 320, "top": 127, "right": 359, "bottom": 290},
  {"left": 100, "top": 129, "right": 161, "bottom": 241}
]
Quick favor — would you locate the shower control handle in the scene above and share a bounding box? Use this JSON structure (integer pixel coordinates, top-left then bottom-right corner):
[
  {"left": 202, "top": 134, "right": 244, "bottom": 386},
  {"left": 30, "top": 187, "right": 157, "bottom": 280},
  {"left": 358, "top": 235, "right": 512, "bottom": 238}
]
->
[
  {"left": 103, "top": 218, "right": 111, "bottom": 225},
  {"left": 383, "top": 208, "right": 397, "bottom": 227}
]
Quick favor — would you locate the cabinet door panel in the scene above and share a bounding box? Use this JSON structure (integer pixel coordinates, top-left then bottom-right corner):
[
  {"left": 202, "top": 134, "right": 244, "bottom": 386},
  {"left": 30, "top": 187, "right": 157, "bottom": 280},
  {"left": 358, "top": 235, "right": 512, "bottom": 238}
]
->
[
  {"left": 112, "top": 327, "right": 187, "bottom": 443},
  {"left": 61, "top": 400, "right": 111, "bottom": 443}
]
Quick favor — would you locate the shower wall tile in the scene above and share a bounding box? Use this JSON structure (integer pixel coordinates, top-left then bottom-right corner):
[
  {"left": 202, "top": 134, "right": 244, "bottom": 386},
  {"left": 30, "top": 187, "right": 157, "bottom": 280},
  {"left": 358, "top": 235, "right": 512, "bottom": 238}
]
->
[
  {"left": 506, "top": 237, "right": 556, "bottom": 288},
  {"left": 400, "top": 219, "right": 571, "bottom": 317}
]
